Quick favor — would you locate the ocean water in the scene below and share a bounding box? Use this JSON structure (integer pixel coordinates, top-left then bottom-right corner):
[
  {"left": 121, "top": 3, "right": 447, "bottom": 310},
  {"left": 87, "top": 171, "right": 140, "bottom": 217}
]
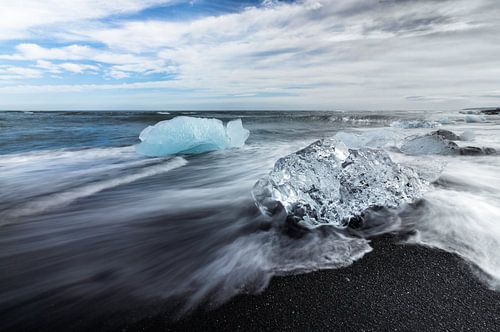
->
[{"left": 1, "top": 110, "right": 499, "bottom": 329}]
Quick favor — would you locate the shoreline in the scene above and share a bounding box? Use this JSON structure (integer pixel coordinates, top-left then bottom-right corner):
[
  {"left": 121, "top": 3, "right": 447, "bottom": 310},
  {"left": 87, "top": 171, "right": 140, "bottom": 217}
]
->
[{"left": 123, "top": 235, "right": 500, "bottom": 331}]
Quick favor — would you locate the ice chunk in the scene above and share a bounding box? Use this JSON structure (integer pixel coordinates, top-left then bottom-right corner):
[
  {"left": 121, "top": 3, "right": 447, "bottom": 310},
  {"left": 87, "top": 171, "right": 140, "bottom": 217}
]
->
[
  {"left": 436, "top": 117, "right": 453, "bottom": 125},
  {"left": 136, "top": 117, "right": 250, "bottom": 156},
  {"left": 401, "top": 132, "right": 496, "bottom": 156},
  {"left": 334, "top": 130, "right": 402, "bottom": 149},
  {"left": 464, "top": 115, "right": 486, "bottom": 123},
  {"left": 400, "top": 135, "right": 459, "bottom": 156},
  {"left": 226, "top": 119, "right": 249, "bottom": 147},
  {"left": 390, "top": 120, "right": 441, "bottom": 129},
  {"left": 460, "top": 110, "right": 481, "bottom": 114},
  {"left": 252, "top": 138, "right": 428, "bottom": 229}
]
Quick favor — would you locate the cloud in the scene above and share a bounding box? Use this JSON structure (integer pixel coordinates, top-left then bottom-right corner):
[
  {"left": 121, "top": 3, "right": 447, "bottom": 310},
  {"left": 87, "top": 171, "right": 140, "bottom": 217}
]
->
[
  {"left": 0, "top": 66, "right": 43, "bottom": 80},
  {"left": 0, "top": 0, "right": 179, "bottom": 40},
  {"left": 35, "top": 60, "right": 99, "bottom": 74},
  {"left": 1, "top": 43, "right": 142, "bottom": 64},
  {"left": 1, "top": 44, "right": 175, "bottom": 78},
  {"left": 107, "top": 70, "right": 130, "bottom": 79},
  {"left": 0, "top": 80, "right": 177, "bottom": 93},
  {"left": 0, "top": 0, "right": 500, "bottom": 109}
]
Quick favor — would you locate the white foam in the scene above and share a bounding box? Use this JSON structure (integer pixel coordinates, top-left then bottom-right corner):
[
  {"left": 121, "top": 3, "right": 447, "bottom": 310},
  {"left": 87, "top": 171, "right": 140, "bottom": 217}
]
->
[
  {"left": 0, "top": 146, "right": 136, "bottom": 166},
  {"left": 410, "top": 189, "right": 500, "bottom": 290},
  {"left": 408, "top": 158, "right": 500, "bottom": 290},
  {"left": 3, "top": 157, "right": 187, "bottom": 220}
]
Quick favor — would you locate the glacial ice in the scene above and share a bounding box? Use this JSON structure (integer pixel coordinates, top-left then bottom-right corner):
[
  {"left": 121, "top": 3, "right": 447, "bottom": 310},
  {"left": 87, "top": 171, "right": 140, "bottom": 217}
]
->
[
  {"left": 436, "top": 117, "right": 453, "bottom": 125},
  {"left": 252, "top": 138, "right": 428, "bottom": 229},
  {"left": 400, "top": 135, "right": 459, "bottom": 156},
  {"left": 334, "top": 130, "right": 402, "bottom": 149},
  {"left": 464, "top": 115, "right": 486, "bottom": 123},
  {"left": 390, "top": 120, "right": 441, "bottom": 129},
  {"left": 401, "top": 132, "right": 496, "bottom": 156},
  {"left": 136, "top": 116, "right": 250, "bottom": 156}
]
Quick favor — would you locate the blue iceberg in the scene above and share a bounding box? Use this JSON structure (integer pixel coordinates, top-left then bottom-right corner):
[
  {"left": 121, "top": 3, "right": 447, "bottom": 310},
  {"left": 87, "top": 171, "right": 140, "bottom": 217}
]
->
[{"left": 136, "top": 116, "right": 250, "bottom": 156}]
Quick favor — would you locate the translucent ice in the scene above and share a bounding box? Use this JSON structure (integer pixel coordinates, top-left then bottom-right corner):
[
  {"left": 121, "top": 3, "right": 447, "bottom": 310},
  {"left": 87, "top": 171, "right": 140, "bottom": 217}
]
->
[
  {"left": 136, "top": 117, "right": 250, "bottom": 156},
  {"left": 390, "top": 120, "right": 441, "bottom": 129},
  {"left": 252, "top": 138, "right": 428, "bottom": 229},
  {"left": 464, "top": 115, "right": 486, "bottom": 123},
  {"left": 436, "top": 117, "right": 453, "bottom": 125},
  {"left": 400, "top": 135, "right": 459, "bottom": 156},
  {"left": 334, "top": 130, "right": 403, "bottom": 149},
  {"left": 401, "top": 133, "right": 496, "bottom": 156}
]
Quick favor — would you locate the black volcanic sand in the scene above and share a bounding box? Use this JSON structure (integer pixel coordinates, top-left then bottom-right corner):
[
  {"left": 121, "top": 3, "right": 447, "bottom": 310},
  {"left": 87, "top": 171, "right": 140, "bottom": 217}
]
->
[{"left": 121, "top": 235, "right": 500, "bottom": 331}]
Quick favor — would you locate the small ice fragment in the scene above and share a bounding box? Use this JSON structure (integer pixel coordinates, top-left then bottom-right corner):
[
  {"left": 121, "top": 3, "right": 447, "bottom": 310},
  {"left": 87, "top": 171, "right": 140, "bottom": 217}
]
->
[
  {"left": 390, "top": 120, "right": 441, "bottom": 129},
  {"left": 464, "top": 115, "right": 486, "bottom": 123},
  {"left": 437, "top": 117, "right": 452, "bottom": 125}
]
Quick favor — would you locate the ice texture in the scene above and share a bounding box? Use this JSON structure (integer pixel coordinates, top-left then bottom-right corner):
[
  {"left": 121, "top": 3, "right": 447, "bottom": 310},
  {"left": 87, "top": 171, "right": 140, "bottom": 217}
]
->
[
  {"left": 136, "top": 116, "right": 250, "bottom": 156},
  {"left": 436, "top": 117, "right": 453, "bottom": 125},
  {"left": 334, "top": 130, "right": 402, "bottom": 149},
  {"left": 390, "top": 120, "right": 441, "bottom": 129},
  {"left": 401, "top": 132, "right": 496, "bottom": 156},
  {"left": 430, "top": 129, "right": 461, "bottom": 141},
  {"left": 400, "top": 135, "right": 459, "bottom": 156},
  {"left": 464, "top": 115, "right": 486, "bottom": 123},
  {"left": 252, "top": 138, "right": 428, "bottom": 229}
]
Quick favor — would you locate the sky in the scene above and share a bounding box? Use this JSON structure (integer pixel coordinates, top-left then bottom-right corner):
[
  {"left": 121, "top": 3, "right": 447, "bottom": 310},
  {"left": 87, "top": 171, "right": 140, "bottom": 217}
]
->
[{"left": 0, "top": 0, "right": 499, "bottom": 111}]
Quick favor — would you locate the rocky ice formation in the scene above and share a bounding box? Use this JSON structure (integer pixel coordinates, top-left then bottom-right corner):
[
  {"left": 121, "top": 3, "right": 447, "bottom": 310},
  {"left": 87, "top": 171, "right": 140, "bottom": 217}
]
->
[
  {"left": 252, "top": 138, "right": 428, "bottom": 229},
  {"left": 400, "top": 135, "right": 459, "bottom": 156},
  {"left": 136, "top": 116, "right": 250, "bottom": 157},
  {"left": 401, "top": 130, "right": 496, "bottom": 156},
  {"left": 480, "top": 108, "right": 500, "bottom": 115},
  {"left": 430, "top": 129, "right": 461, "bottom": 141},
  {"left": 461, "top": 108, "right": 500, "bottom": 115},
  {"left": 459, "top": 146, "right": 496, "bottom": 156}
]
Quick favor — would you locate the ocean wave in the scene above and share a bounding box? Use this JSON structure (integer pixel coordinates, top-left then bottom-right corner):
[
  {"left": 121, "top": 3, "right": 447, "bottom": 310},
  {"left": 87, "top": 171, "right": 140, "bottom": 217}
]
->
[
  {"left": 410, "top": 187, "right": 500, "bottom": 290},
  {"left": 1, "top": 157, "right": 187, "bottom": 221},
  {"left": 0, "top": 146, "right": 137, "bottom": 165},
  {"left": 179, "top": 226, "right": 371, "bottom": 311}
]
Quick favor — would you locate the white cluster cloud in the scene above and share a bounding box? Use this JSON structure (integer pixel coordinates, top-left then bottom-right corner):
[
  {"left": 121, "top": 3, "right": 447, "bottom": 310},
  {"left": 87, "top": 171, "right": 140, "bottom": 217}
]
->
[
  {"left": 0, "top": 65, "right": 43, "bottom": 80},
  {"left": 0, "top": 0, "right": 499, "bottom": 109},
  {"left": 0, "top": 0, "right": 177, "bottom": 40},
  {"left": 0, "top": 43, "right": 176, "bottom": 80},
  {"left": 35, "top": 60, "right": 99, "bottom": 74}
]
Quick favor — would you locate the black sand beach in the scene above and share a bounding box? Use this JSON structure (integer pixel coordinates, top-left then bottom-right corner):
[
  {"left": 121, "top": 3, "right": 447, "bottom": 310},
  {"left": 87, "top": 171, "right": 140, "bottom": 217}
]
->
[{"left": 123, "top": 235, "right": 500, "bottom": 331}]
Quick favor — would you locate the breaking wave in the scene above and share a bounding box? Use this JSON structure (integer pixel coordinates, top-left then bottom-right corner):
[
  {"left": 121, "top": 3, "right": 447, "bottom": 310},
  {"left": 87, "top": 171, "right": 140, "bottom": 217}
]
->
[{"left": 2, "top": 157, "right": 187, "bottom": 220}]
